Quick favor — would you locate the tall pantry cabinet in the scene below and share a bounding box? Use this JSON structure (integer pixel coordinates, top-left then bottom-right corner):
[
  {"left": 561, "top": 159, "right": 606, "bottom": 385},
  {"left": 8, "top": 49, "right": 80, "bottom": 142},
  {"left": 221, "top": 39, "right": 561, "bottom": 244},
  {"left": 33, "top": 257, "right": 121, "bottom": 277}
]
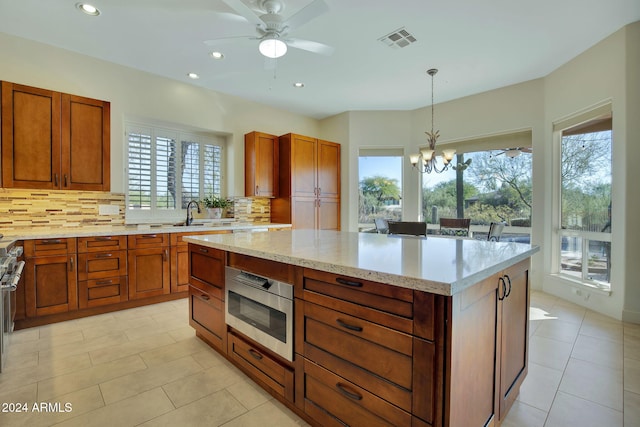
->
[{"left": 271, "top": 133, "right": 340, "bottom": 230}]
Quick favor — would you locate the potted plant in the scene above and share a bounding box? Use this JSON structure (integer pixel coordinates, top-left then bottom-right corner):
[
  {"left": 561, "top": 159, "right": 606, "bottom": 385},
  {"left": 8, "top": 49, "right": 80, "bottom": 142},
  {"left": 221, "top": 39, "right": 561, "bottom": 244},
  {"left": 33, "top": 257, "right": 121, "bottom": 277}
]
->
[{"left": 200, "top": 196, "right": 231, "bottom": 219}]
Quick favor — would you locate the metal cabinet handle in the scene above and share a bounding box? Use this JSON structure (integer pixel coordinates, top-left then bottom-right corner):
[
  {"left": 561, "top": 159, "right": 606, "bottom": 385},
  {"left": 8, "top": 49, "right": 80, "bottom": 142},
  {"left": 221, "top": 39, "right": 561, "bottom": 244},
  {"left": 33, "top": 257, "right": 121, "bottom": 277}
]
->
[
  {"left": 199, "top": 294, "right": 210, "bottom": 301},
  {"left": 335, "top": 277, "right": 363, "bottom": 288},
  {"left": 164, "top": 249, "right": 168, "bottom": 261},
  {"left": 64, "top": 174, "right": 68, "bottom": 187},
  {"left": 95, "top": 236, "right": 113, "bottom": 241},
  {"left": 69, "top": 257, "right": 74, "bottom": 271},
  {"left": 199, "top": 248, "right": 209, "bottom": 253},
  {"left": 96, "top": 279, "right": 113, "bottom": 285},
  {"left": 140, "top": 234, "right": 157, "bottom": 239},
  {"left": 41, "top": 239, "right": 63, "bottom": 245},
  {"left": 248, "top": 348, "right": 263, "bottom": 360},
  {"left": 336, "top": 319, "right": 363, "bottom": 332},
  {"left": 256, "top": 185, "right": 259, "bottom": 194},
  {"left": 95, "top": 253, "right": 113, "bottom": 258},
  {"left": 498, "top": 277, "right": 506, "bottom": 301},
  {"left": 54, "top": 173, "right": 58, "bottom": 187},
  {"left": 504, "top": 275, "right": 512, "bottom": 298},
  {"left": 335, "top": 383, "right": 362, "bottom": 401}
]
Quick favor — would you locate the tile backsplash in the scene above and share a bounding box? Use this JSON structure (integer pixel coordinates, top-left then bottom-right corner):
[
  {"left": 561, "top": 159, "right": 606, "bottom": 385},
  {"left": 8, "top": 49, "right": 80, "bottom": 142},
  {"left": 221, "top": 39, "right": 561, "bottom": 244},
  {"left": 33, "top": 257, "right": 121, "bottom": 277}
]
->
[{"left": 0, "top": 189, "right": 273, "bottom": 233}]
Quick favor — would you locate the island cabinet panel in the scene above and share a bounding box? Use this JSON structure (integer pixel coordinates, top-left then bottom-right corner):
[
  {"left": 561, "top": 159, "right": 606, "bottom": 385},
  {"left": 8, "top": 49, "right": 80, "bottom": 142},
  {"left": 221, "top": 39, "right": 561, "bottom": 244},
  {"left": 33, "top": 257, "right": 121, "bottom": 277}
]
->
[
  {"left": 496, "top": 259, "right": 530, "bottom": 420},
  {"left": 189, "top": 285, "right": 226, "bottom": 353},
  {"left": 227, "top": 331, "right": 294, "bottom": 402},
  {"left": 188, "top": 244, "right": 225, "bottom": 299}
]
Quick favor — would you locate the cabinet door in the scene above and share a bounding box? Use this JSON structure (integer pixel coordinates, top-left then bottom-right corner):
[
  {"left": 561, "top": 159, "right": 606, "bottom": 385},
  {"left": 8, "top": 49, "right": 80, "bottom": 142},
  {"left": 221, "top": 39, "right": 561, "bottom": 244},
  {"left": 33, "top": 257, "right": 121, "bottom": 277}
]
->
[
  {"left": 171, "top": 246, "right": 189, "bottom": 293},
  {"left": 61, "top": 94, "right": 110, "bottom": 191},
  {"left": 245, "top": 131, "right": 278, "bottom": 197},
  {"left": 1, "top": 82, "right": 62, "bottom": 189},
  {"left": 189, "top": 285, "right": 226, "bottom": 352},
  {"left": 127, "top": 247, "right": 170, "bottom": 299},
  {"left": 317, "top": 139, "right": 340, "bottom": 199},
  {"left": 498, "top": 259, "right": 530, "bottom": 419},
  {"left": 77, "top": 251, "right": 127, "bottom": 281},
  {"left": 291, "top": 197, "right": 317, "bottom": 230},
  {"left": 25, "top": 255, "right": 78, "bottom": 317},
  {"left": 318, "top": 197, "right": 340, "bottom": 230},
  {"left": 291, "top": 134, "right": 317, "bottom": 198},
  {"left": 79, "top": 276, "right": 128, "bottom": 309}
]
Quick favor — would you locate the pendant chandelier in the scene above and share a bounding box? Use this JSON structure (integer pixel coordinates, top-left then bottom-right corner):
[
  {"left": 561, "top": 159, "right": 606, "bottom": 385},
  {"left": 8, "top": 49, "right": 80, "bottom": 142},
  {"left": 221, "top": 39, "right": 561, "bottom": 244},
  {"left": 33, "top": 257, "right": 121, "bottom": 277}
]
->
[{"left": 410, "top": 69, "right": 470, "bottom": 174}]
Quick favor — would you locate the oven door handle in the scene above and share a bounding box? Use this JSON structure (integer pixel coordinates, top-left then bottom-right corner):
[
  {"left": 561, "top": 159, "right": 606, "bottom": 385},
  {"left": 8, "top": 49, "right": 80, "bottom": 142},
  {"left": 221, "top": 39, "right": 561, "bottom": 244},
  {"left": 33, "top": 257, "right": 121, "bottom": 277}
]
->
[{"left": 2, "top": 260, "right": 25, "bottom": 291}]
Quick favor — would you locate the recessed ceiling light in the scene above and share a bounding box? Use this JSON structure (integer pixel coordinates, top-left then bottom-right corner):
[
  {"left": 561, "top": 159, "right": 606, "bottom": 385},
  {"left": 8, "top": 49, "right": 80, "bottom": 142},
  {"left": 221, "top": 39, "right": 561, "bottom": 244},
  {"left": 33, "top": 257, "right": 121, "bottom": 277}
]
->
[
  {"left": 293, "top": 82, "right": 305, "bottom": 88},
  {"left": 76, "top": 3, "right": 100, "bottom": 16},
  {"left": 210, "top": 51, "right": 224, "bottom": 60},
  {"left": 187, "top": 73, "right": 200, "bottom": 79}
]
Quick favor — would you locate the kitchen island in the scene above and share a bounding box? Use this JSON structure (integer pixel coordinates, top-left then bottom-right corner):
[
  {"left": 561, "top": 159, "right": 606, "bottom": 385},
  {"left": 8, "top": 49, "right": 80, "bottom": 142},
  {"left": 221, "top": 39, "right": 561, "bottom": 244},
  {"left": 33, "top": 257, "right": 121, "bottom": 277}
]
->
[{"left": 184, "top": 230, "right": 539, "bottom": 427}]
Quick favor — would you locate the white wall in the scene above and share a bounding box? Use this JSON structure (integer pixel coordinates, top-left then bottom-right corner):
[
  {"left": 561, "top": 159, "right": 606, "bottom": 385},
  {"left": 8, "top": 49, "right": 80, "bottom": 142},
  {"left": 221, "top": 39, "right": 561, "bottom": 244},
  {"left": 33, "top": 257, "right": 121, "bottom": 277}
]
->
[{"left": 0, "top": 32, "right": 319, "bottom": 197}]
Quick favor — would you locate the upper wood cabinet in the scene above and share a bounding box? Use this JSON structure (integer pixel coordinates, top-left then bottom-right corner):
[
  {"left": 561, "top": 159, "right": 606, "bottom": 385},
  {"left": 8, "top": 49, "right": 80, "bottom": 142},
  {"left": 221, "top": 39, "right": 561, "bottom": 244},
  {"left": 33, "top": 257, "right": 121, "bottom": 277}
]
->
[
  {"left": 272, "top": 133, "right": 341, "bottom": 230},
  {"left": 1, "top": 81, "right": 110, "bottom": 191},
  {"left": 245, "top": 131, "right": 278, "bottom": 197}
]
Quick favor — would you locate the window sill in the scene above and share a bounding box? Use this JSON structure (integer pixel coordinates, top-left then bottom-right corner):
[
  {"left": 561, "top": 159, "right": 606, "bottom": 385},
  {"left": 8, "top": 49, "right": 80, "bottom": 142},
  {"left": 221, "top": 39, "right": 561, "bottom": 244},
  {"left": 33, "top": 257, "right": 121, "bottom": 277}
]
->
[{"left": 551, "top": 273, "right": 611, "bottom": 296}]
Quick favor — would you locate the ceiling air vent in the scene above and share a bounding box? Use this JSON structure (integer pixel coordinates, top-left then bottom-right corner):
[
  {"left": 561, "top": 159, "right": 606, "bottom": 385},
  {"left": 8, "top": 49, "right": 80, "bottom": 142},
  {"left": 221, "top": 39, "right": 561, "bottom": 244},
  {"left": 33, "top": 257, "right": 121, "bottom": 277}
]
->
[{"left": 378, "top": 27, "right": 417, "bottom": 49}]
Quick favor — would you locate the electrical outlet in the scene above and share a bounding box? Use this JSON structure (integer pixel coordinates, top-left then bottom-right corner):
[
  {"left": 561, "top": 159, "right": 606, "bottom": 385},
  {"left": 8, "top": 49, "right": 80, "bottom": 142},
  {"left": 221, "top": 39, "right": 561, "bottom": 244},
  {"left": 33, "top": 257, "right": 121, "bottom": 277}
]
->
[{"left": 246, "top": 204, "right": 252, "bottom": 214}]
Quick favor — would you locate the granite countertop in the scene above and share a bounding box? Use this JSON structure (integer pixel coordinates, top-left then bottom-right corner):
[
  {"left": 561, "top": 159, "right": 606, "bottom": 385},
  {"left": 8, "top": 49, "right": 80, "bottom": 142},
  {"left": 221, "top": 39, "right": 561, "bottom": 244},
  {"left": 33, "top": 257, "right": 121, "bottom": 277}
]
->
[
  {"left": 184, "top": 229, "right": 539, "bottom": 296},
  {"left": 0, "top": 222, "right": 291, "bottom": 252}
]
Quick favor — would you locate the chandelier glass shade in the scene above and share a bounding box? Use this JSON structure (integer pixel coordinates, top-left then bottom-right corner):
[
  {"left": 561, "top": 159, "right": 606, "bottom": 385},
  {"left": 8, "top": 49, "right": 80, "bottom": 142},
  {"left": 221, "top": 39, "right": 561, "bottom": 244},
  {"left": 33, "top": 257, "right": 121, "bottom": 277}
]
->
[
  {"left": 410, "top": 68, "right": 465, "bottom": 174},
  {"left": 259, "top": 37, "right": 287, "bottom": 58}
]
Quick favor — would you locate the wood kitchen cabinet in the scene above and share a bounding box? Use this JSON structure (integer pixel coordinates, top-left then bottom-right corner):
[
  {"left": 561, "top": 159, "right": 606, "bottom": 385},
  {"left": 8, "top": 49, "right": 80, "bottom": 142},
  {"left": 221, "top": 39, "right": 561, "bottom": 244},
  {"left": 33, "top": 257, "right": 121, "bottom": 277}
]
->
[
  {"left": 244, "top": 131, "right": 279, "bottom": 197},
  {"left": 170, "top": 231, "right": 230, "bottom": 294},
  {"left": 77, "top": 236, "right": 128, "bottom": 308},
  {"left": 23, "top": 238, "right": 78, "bottom": 317},
  {"left": 1, "top": 81, "right": 110, "bottom": 190},
  {"left": 127, "top": 234, "right": 170, "bottom": 300},
  {"left": 272, "top": 133, "right": 340, "bottom": 230}
]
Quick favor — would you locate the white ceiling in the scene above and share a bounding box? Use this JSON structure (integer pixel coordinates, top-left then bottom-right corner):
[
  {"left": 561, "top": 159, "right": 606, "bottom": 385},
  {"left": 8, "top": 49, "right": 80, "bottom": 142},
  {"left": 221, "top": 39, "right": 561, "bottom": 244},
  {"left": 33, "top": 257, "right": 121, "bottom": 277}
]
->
[{"left": 1, "top": 0, "right": 639, "bottom": 119}]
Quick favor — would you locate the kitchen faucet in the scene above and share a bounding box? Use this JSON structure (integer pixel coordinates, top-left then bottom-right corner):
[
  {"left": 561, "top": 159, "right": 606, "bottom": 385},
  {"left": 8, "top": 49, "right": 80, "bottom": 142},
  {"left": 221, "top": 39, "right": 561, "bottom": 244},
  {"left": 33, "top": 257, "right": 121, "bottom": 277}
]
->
[{"left": 186, "top": 200, "right": 201, "bottom": 226}]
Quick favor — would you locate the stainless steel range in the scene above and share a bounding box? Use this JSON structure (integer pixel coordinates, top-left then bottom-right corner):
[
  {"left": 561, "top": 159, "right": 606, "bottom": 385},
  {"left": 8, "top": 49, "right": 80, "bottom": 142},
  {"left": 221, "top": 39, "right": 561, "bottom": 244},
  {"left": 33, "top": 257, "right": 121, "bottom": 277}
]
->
[{"left": 0, "top": 237, "right": 25, "bottom": 372}]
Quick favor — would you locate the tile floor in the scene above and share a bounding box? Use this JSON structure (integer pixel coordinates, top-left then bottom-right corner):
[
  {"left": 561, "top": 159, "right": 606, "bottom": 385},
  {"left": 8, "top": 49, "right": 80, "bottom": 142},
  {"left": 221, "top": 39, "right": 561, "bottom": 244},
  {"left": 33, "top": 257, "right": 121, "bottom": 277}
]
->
[{"left": 0, "top": 291, "right": 637, "bottom": 426}]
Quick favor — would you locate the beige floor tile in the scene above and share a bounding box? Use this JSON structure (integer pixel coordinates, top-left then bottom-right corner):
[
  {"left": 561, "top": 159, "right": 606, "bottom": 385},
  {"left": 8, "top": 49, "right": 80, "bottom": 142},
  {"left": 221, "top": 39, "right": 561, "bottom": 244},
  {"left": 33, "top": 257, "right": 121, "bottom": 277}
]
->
[
  {"left": 0, "top": 382, "right": 37, "bottom": 407},
  {"left": 38, "top": 320, "right": 84, "bottom": 338},
  {"left": 571, "top": 333, "right": 623, "bottom": 369},
  {"left": 191, "top": 348, "right": 228, "bottom": 369},
  {"left": 626, "top": 323, "right": 640, "bottom": 340},
  {"left": 54, "top": 387, "right": 174, "bottom": 427},
  {"left": 529, "top": 318, "right": 543, "bottom": 337},
  {"left": 138, "top": 389, "right": 246, "bottom": 427},
  {"left": 34, "top": 352, "right": 93, "bottom": 381},
  {"left": 534, "top": 318, "right": 581, "bottom": 343},
  {"left": 139, "top": 336, "right": 209, "bottom": 367},
  {"left": 517, "top": 362, "right": 563, "bottom": 411},
  {"left": 221, "top": 399, "right": 309, "bottom": 427},
  {"left": 37, "top": 354, "right": 147, "bottom": 401},
  {"left": 500, "top": 400, "right": 547, "bottom": 427},
  {"left": 530, "top": 290, "right": 559, "bottom": 311},
  {"left": 559, "top": 357, "right": 623, "bottom": 411},
  {"left": 10, "top": 327, "right": 40, "bottom": 343},
  {"left": 625, "top": 357, "right": 640, "bottom": 395},
  {"left": 548, "top": 301, "right": 586, "bottom": 325},
  {"left": 529, "top": 335, "right": 573, "bottom": 371},
  {"left": 580, "top": 313, "right": 624, "bottom": 343},
  {"left": 123, "top": 320, "right": 186, "bottom": 342},
  {"left": 2, "top": 350, "right": 39, "bottom": 372},
  {"left": 226, "top": 377, "right": 273, "bottom": 410},
  {"left": 8, "top": 330, "right": 85, "bottom": 356},
  {"left": 625, "top": 391, "right": 640, "bottom": 427},
  {"left": 88, "top": 332, "right": 175, "bottom": 365},
  {"left": 80, "top": 317, "right": 159, "bottom": 341},
  {"left": 0, "top": 362, "right": 39, "bottom": 394},
  {"left": 625, "top": 334, "right": 640, "bottom": 362},
  {"left": 162, "top": 362, "right": 246, "bottom": 408},
  {"left": 38, "top": 331, "right": 130, "bottom": 363},
  {"left": 546, "top": 391, "right": 623, "bottom": 427},
  {"left": 167, "top": 325, "right": 196, "bottom": 342},
  {"left": 99, "top": 355, "right": 204, "bottom": 405}
]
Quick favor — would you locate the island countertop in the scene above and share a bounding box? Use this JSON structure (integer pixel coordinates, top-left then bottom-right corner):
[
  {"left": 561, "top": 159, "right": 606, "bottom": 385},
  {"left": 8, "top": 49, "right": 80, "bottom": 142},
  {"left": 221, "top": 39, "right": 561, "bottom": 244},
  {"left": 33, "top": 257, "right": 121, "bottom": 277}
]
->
[{"left": 184, "top": 229, "right": 539, "bottom": 296}]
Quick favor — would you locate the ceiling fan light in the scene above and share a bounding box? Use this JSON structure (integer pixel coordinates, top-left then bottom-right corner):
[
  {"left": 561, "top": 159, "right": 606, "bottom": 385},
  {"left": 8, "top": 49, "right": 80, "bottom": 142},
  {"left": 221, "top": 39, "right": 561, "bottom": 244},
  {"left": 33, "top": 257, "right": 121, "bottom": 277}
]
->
[
  {"left": 259, "top": 38, "right": 287, "bottom": 58},
  {"left": 505, "top": 149, "right": 521, "bottom": 158}
]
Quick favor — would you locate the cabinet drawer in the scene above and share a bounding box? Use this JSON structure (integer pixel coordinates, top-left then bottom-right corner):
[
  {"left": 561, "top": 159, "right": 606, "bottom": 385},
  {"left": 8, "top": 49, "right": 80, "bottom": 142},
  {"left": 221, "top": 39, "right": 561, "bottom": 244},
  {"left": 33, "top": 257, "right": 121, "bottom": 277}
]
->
[
  {"left": 127, "top": 233, "right": 168, "bottom": 249},
  {"left": 303, "top": 268, "right": 413, "bottom": 320},
  {"left": 78, "top": 276, "right": 128, "bottom": 308},
  {"left": 302, "top": 301, "right": 413, "bottom": 391},
  {"left": 24, "top": 238, "right": 77, "bottom": 257},
  {"left": 78, "top": 250, "right": 127, "bottom": 281},
  {"left": 228, "top": 331, "right": 294, "bottom": 402},
  {"left": 189, "top": 244, "right": 225, "bottom": 298},
  {"left": 189, "top": 286, "right": 225, "bottom": 352},
  {"left": 78, "top": 236, "right": 127, "bottom": 252},
  {"left": 300, "top": 359, "right": 411, "bottom": 427}
]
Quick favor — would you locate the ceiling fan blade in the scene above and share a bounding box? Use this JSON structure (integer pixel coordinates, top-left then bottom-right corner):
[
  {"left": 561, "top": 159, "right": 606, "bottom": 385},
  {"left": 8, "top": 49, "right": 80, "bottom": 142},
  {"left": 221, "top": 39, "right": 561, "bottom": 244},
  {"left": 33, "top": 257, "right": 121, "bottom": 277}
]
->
[
  {"left": 283, "top": 0, "right": 329, "bottom": 31},
  {"left": 286, "top": 38, "right": 334, "bottom": 55},
  {"left": 221, "top": 0, "right": 265, "bottom": 27},
  {"left": 520, "top": 147, "right": 533, "bottom": 153},
  {"left": 203, "top": 35, "right": 256, "bottom": 46}
]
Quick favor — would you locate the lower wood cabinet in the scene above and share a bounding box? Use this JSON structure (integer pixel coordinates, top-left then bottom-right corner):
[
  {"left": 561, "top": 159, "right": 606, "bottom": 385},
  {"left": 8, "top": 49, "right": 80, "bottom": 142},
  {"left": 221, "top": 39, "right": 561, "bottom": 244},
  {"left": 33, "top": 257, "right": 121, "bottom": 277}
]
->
[
  {"left": 24, "top": 254, "right": 78, "bottom": 317},
  {"left": 228, "top": 331, "right": 294, "bottom": 403},
  {"left": 189, "top": 285, "right": 226, "bottom": 352},
  {"left": 171, "top": 231, "right": 230, "bottom": 293},
  {"left": 128, "top": 247, "right": 170, "bottom": 300}
]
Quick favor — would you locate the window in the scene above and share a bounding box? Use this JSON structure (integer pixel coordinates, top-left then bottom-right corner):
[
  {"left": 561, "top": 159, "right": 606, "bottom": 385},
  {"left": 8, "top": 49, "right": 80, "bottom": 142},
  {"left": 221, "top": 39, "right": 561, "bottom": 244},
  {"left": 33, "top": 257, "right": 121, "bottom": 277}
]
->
[
  {"left": 126, "top": 123, "right": 223, "bottom": 221},
  {"left": 557, "top": 113, "right": 612, "bottom": 289},
  {"left": 421, "top": 146, "right": 532, "bottom": 241},
  {"left": 358, "top": 148, "right": 403, "bottom": 228}
]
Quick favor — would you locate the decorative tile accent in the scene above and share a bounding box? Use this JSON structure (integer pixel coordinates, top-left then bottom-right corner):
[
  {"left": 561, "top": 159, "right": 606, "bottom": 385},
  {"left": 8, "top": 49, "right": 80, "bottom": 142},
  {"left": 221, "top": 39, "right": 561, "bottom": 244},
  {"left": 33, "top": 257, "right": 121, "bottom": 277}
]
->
[
  {"left": 231, "top": 197, "right": 271, "bottom": 223},
  {"left": 0, "top": 189, "right": 125, "bottom": 233}
]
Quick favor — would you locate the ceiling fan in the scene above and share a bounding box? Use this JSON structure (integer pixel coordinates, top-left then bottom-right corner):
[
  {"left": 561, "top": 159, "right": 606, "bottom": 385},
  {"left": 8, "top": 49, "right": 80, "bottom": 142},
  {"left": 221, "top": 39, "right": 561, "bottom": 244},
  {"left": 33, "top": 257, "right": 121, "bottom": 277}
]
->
[
  {"left": 491, "top": 147, "right": 533, "bottom": 158},
  {"left": 205, "top": 0, "right": 334, "bottom": 59}
]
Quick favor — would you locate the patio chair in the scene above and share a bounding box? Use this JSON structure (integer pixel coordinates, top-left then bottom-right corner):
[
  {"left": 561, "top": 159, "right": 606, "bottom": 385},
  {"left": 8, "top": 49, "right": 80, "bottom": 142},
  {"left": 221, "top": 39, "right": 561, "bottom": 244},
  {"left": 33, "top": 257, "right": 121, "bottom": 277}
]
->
[
  {"left": 487, "top": 222, "right": 505, "bottom": 241},
  {"left": 387, "top": 221, "right": 427, "bottom": 236},
  {"left": 374, "top": 218, "right": 389, "bottom": 234},
  {"left": 439, "top": 218, "right": 471, "bottom": 237}
]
